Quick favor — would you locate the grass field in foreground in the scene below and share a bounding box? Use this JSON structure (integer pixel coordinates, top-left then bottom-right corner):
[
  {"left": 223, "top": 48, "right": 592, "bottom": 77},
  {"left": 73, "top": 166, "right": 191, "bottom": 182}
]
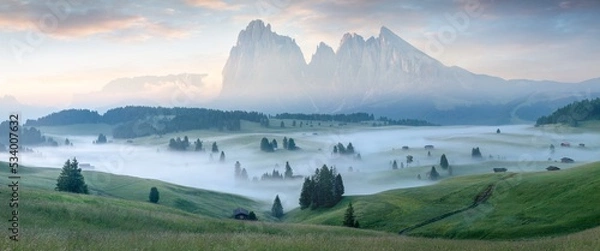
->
[
  {"left": 1, "top": 184, "right": 599, "bottom": 251},
  {"left": 0, "top": 162, "right": 267, "bottom": 220},
  {"left": 285, "top": 162, "right": 600, "bottom": 239}
]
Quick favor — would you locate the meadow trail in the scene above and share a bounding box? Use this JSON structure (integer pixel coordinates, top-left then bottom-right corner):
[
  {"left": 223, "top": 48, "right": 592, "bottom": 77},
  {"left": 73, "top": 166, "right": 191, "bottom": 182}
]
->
[{"left": 398, "top": 182, "right": 498, "bottom": 235}]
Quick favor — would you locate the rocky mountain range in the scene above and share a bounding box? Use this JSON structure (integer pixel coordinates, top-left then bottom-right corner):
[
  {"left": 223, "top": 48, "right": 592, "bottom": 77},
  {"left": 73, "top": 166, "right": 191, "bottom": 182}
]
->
[{"left": 219, "top": 20, "right": 600, "bottom": 125}]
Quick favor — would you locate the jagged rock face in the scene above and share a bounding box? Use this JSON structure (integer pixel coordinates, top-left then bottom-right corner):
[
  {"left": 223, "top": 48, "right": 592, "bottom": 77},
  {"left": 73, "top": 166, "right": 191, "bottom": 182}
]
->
[
  {"left": 219, "top": 20, "right": 599, "bottom": 118},
  {"left": 221, "top": 20, "right": 469, "bottom": 105},
  {"left": 221, "top": 20, "right": 307, "bottom": 99}
]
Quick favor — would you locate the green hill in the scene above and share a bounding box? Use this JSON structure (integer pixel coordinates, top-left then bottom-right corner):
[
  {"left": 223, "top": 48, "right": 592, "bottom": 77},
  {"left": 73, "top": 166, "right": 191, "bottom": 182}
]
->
[
  {"left": 285, "top": 162, "right": 600, "bottom": 239},
  {"left": 536, "top": 98, "right": 600, "bottom": 126},
  {"left": 1, "top": 179, "right": 600, "bottom": 250},
  {"left": 0, "top": 162, "right": 263, "bottom": 219}
]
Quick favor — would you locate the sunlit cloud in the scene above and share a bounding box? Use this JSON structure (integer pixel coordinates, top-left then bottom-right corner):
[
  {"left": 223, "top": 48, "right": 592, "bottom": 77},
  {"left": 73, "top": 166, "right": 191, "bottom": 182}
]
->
[{"left": 184, "top": 0, "right": 242, "bottom": 11}]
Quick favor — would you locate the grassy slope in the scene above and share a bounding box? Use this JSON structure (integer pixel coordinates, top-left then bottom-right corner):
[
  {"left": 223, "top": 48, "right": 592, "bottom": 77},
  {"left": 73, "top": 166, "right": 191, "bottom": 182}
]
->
[
  {"left": 0, "top": 162, "right": 265, "bottom": 219},
  {"left": 285, "top": 162, "right": 600, "bottom": 239},
  {"left": 1, "top": 184, "right": 600, "bottom": 250}
]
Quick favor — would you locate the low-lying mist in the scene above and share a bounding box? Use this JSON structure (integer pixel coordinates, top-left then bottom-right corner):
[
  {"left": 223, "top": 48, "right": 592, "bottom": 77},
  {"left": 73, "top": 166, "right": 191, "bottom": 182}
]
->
[{"left": 3, "top": 124, "right": 598, "bottom": 211}]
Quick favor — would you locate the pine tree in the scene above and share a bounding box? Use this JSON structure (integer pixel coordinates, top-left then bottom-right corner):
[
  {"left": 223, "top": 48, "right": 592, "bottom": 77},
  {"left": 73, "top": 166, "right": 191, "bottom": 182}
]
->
[
  {"left": 234, "top": 161, "right": 241, "bottom": 178},
  {"left": 220, "top": 151, "right": 226, "bottom": 162},
  {"left": 284, "top": 161, "right": 293, "bottom": 179},
  {"left": 194, "top": 139, "right": 203, "bottom": 151},
  {"left": 248, "top": 211, "right": 258, "bottom": 221},
  {"left": 280, "top": 121, "right": 285, "bottom": 128},
  {"left": 392, "top": 160, "right": 398, "bottom": 170},
  {"left": 55, "top": 158, "right": 89, "bottom": 194},
  {"left": 333, "top": 145, "right": 338, "bottom": 154},
  {"left": 299, "top": 177, "right": 313, "bottom": 209},
  {"left": 287, "top": 138, "right": 297, "bottom": 150},
  {"left": 334, "top": 173, "right": 345, "bottom": 202},
  {"left": 271, "top": 139, "right": 278, "bottom": 149},
  {"left": 440, "top": 154, "right": 449, "bottom": 170},
  {"left": 149, "top": 187, "right": 159, "bottom": 203},
  {"left": 429, "top": 166, "right": 440, "bottom": 181},
  {"left": 271, "top": 195, "right": 284, "bottom": 218},
  {"left": 346, "top": 142, "right": 355, "bottom": 154},
  {"left": 283, "top": 137, "right": 288, "bottom": 150},
  {"left": 343, "top": 202, "right": 356, "bottom": 227},
  {"left": 241, "top": 168, "right": 248, "bottom": 181},
  {"left": 212, "top": 142, "right": 219, "bottom": 153},
  {"left": 183, "top": 136, "right": 190, "bottom": 149}
]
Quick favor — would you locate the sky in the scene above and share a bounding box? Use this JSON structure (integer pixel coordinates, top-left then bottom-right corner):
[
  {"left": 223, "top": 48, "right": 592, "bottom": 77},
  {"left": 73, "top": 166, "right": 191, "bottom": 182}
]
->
[{"left": 0, "top": 0, "right": 599, "bottom": 107}]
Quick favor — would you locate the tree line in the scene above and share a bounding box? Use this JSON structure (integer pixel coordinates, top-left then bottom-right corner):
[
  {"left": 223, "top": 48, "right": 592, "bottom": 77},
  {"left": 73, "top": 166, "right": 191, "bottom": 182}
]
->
[
  {"left": 0, "top": 121, "right": 58, "bottom": 146},
  {"left": 299, "top": 165, "right": 345, "bottom": 210},
  {"left": 535, "top": 98, "right": 600, "bottom": 127},
  {"left": 274, "top": 112, "right": 435, "bottom": 126},
  {"left": 25, "top": 106, "right": 269, "bottom": 139}
]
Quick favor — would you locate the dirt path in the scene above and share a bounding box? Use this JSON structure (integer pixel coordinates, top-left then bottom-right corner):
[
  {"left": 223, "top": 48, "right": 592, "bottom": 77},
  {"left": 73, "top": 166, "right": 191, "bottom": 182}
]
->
[{"left": 398, "top": 184, "right": 495, "bottom": 235}]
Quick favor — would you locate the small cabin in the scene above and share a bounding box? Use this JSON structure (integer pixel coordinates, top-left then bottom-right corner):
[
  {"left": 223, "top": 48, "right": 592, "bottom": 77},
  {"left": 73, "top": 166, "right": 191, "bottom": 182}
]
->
[
  {"left": 561, "top": 157, "right": 574, "bottom": 163},
  {"left": 579, "top": 143, "right": 585, "bottom": 148},
  {"left": 233, "top": 208, "right": 249, "bottom": 220},
  {"left": 424, "top": 145, "right": 434, "bottom": 149},
  {"left": 402, "top": 146, "right": 409, "bottom": 150},
  {"left": 493, "top": 168, "right": 507, "bottom": 173},
  {"left": 560, "top": 142, "right": 570, "bottom": 147},
  {"left": 546, "top": 166, "right": 561, "bottom": 171}
]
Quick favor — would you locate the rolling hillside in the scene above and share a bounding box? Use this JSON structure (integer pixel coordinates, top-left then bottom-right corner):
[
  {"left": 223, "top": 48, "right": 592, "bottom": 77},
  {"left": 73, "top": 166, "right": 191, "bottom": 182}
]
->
[
  {"left": 285, "top": 162, "right": 600, "bottom": 239},
  {"left": 0, "top": 162, "right": 265, "bottom": 219},
  {"left": 1, "top": 172, "right": 600, "bottom": 250}
]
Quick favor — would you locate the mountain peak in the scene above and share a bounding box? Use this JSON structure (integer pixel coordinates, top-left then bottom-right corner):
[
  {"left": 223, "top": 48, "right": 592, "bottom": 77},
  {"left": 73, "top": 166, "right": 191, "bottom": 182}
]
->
[
  {"left": 246, "top": 19, "right": 270, "bottom": 32},
  {"left": 380, "top": 26, "right": 393, "bottom": 36}
]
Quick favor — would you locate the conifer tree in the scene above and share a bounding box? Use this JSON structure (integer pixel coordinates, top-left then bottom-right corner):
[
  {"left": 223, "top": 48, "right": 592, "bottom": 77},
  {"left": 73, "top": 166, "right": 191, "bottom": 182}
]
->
[
  {"left": 299, "top": 177, "right": 313, "bottom": 209},
  {"left": 220, "top": 151, "right": 226, "bottom": 162},
  {"left": 343, "top": 202, "right": 357, "bottom": 227},
  {"left": 440, "top": 154, "right": 449, "bottom": 170},
  {"left": 271, "top": 195, "right": 284, "bottom": 218},
  {"left": 149, "top": 187, "right": 159, "bottom": 203},
  {"left": 55, "top": 158, "right": 89, "bottom": 194},
  {"left": 212, "top": 142, "right": 219, "bottom": 153},
  {"left": 284, "top": 161, "right": 293, "bottom": 179}
]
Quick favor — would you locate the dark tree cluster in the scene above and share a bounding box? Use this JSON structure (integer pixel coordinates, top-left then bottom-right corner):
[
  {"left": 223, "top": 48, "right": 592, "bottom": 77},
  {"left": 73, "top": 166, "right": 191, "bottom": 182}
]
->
[
  {"left": 55, "top": 158, "right": 89, "bottom": 194},
  {"left": 333, "top": 142, "right": 355, "bottom": 156},
  {"left": 261, "top": 169, "right": 284, "bottom": 180},
  {"left": 299, "top": 165, "right": 345, "bottom": 210},
  {"left": 275, "top": 112, "right": 374, "bottom": 123},
  {"left": 168, "top": 136, "right": 191, "bottom": 151},
  {"left": 260, "top": 137, "right": 278, "bottom": 152},
  {"left": 194, "top": 139, "right": 203, "bottom": 151},
  {"left": 25, "top": 109, "right": 102, "bottom": 126},
  {"left": 95, "top": 133, "right": 108, "bottom": 144},
  {"left": 211, "top": 142, "right": 219, "bottom": 153},
  {"left": 234, "top": 161, "right": 248, "bottom": 181},
  {"left": 282, "top": 137, "right": 298, "bottom": 150},
  {"left": 26, "top": 106, "right": 269, "bottom": 139},
  {"left": 471, "top": 147, "right": 483, "bottom": 159},
  {"left": 259, "top": 162, "right": 297, "bottom": 181},
  {"left": 536, "top": 98, "right": 600, "bottom": 127},
  {"left": 377, "top": 116, "right": 437, "bottom": 126},
  {"left": 0, "top": 122, "right": 52, "bottom": 146}
]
